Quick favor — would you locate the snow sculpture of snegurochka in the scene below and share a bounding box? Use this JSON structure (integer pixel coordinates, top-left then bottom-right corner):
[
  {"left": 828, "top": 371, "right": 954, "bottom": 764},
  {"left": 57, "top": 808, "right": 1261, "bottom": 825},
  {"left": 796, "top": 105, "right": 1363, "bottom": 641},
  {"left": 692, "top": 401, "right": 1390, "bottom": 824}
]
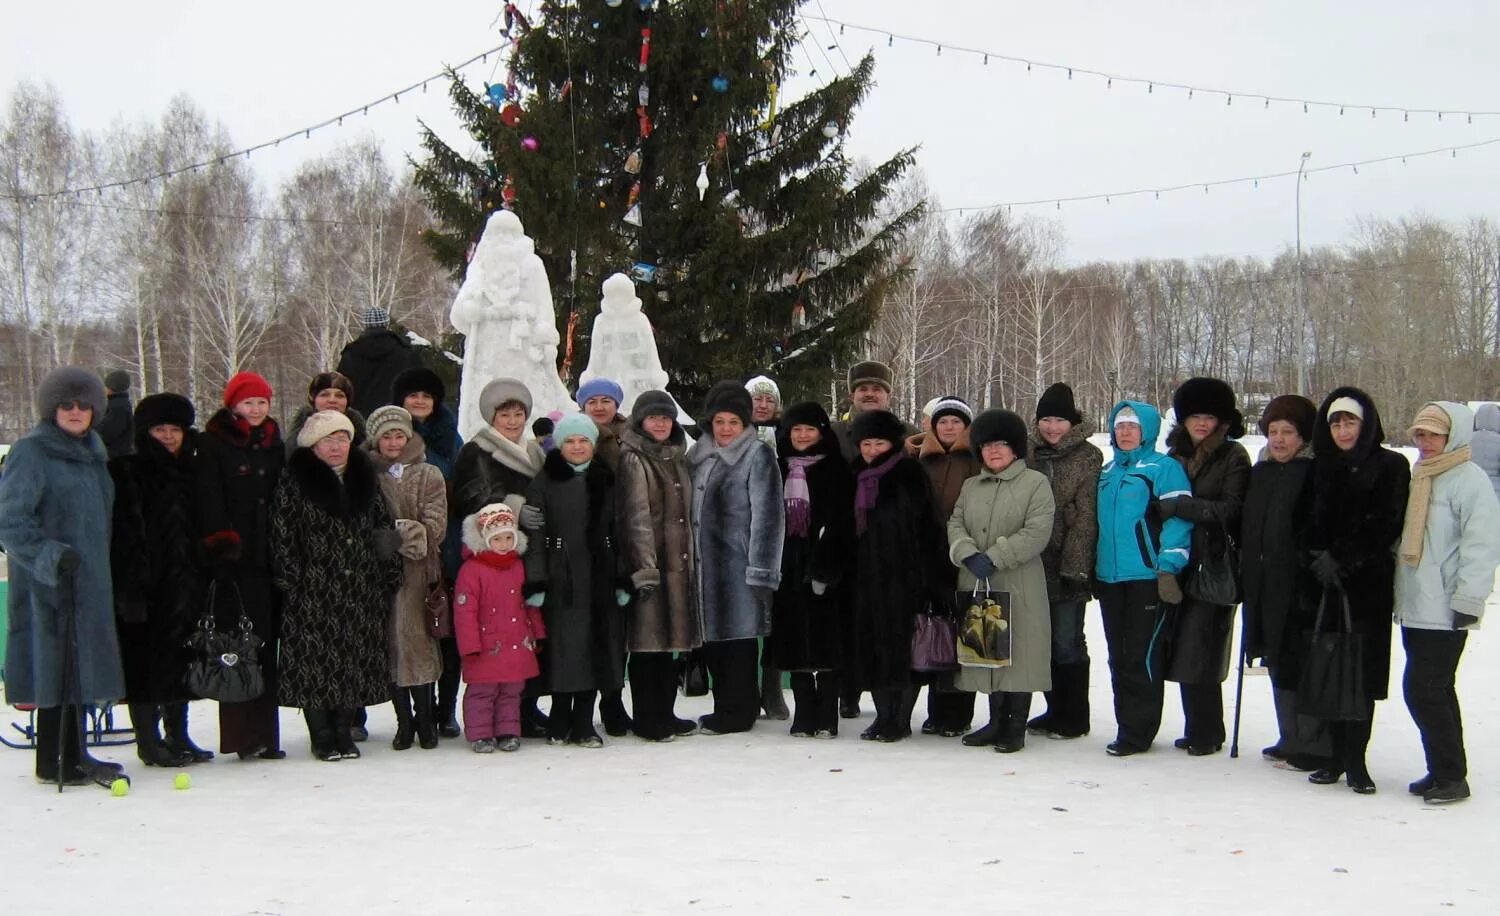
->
[
  {"left": 578, "top": 272, "right": 693, "bottom": 424},
  {"left": 449, "top": 209, "right": 576, "bottom": 440}
]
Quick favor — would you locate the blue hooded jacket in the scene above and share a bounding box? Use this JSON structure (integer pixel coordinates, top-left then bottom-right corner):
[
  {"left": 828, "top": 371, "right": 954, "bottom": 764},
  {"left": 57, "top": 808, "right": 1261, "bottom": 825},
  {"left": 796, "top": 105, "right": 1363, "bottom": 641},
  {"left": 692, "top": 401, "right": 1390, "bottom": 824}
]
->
[{"left": 1096, "top": 400, "right": 1193, "bottom": 583}]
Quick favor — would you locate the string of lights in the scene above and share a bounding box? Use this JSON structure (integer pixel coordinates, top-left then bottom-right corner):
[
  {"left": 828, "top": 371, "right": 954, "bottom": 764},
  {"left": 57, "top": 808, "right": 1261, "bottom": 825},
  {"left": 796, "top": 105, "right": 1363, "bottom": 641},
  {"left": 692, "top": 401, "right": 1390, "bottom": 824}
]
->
[
  {"left": 805, "top": 13, "right": 1500, "bottom": 122},
  {"left": 2, "top": 41, "right": 509, "bottom": 204}
]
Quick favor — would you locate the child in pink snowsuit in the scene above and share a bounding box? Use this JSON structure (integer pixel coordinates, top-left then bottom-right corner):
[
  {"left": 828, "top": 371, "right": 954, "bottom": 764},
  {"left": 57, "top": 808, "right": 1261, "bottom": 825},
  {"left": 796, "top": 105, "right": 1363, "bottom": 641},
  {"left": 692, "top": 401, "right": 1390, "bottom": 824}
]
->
[{"left": 454, "top": 503, "right": 545, "bottom": 752}]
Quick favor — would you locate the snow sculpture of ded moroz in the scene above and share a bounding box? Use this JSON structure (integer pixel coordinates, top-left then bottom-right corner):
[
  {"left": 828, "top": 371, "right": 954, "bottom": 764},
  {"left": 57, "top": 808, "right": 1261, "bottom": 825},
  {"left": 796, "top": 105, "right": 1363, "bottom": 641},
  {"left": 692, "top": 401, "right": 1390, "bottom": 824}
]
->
[
  {"left": 578, "top": 272, "right": 692, "bottom": 423},
  {"left": 449, "top": 209, "right": 576, "bottom": 440}
]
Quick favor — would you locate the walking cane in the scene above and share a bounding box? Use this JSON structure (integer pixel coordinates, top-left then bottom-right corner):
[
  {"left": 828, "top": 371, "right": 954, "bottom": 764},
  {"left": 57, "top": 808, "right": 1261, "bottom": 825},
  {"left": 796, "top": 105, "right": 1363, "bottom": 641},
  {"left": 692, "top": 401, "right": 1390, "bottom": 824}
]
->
[{"left": 1228, "top": 620, "right": 1248, "bottom": 759}]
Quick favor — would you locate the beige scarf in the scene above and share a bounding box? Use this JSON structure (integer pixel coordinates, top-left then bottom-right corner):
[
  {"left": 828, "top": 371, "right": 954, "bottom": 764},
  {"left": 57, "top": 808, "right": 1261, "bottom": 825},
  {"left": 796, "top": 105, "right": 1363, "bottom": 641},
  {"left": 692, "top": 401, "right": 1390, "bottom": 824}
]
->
[{"left": 1400, "top": 445, "right": 1472, "bottom": 566}]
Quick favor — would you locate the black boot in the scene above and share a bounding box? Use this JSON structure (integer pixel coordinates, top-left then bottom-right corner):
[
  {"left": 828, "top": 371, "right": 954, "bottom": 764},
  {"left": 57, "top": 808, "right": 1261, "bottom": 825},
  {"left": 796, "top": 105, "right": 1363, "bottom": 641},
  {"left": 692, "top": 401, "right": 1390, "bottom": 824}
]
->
[
  {"left": 305, "top": 709, "right": 341, "bottom": 762},
  {"left": 599, "top": 688, "right": 633, "bottom": 737},
  {"left": 994, "top": 692, "right": 1030, "bottom": 754},
  {"left": 161, "top": 702, "right": 214, "bottom": 762},
  {"left": 546, "top": 694, "right": 573, "bottom": 745},
  {"left": 861, "top": 690, "right": 891, "bottom": 741},
  {"left": 391, "top": 688, "right": 415, "bottom": 751},
  {"left": 813, "top": 673, "right": 840, "bottom": 737},
  {"left": 130, "top": 703, "right": 190, "bottom": 767},
  {"left": 412, "top": 686, "right": 439, "bottom": 749},
  {"left": 1028, "top": 661, "right": 1060, "bottom": 735},
  {"left": 789, "top": 673, "right": 816, "bottom": 737},
  {"left": 34, "top": 707, "right": 89, "bottom": 786},
  {"left": 839, "top": 675, "right": 862, "bottom": 719},
  {"left": 963, "top": 693, "right": 1006, "bottom": 747},
  {"left": 570, "top": 691, "right": 603, "bottom": 748},
  {"left": 761, "top": 663, "right": 789, "bottom": 720},
  {"left": 520, "top": 696, "right": 549, "bottom": 739},
  {"left": 332, "top": 710, "right": 361, "bottom": 759}
]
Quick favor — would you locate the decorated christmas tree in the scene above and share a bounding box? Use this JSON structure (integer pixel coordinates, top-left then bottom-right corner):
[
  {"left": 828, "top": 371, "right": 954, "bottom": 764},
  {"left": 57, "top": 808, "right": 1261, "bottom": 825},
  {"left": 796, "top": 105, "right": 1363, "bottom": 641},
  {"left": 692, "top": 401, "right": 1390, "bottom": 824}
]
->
[{"left": 413, "top": 0, "right": 920, "bottom": 404}]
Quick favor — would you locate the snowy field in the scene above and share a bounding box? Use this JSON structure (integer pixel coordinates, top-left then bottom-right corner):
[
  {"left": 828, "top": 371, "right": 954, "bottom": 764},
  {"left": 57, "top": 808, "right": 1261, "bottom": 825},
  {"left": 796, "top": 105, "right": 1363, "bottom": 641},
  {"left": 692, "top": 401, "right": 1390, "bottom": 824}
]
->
[{"left": 3, "top": 582, "right": 1496, "bottom": 915}]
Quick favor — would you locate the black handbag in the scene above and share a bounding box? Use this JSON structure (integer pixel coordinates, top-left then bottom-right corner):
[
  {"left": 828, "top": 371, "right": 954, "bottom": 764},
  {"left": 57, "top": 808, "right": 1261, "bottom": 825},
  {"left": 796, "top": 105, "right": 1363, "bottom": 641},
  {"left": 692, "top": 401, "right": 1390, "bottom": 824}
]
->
[
  {"left": 1186, "top": 522, "right": 1241, "bottom": 605},
  {"left": 185, "top": 580, "right": 266, "bottom": 704},
  {"left": 678, "top": 649, "right": 709, "bottom": 697},
  {"left": 1296, "top": 584, "right": 1368, "bottom": 721}
]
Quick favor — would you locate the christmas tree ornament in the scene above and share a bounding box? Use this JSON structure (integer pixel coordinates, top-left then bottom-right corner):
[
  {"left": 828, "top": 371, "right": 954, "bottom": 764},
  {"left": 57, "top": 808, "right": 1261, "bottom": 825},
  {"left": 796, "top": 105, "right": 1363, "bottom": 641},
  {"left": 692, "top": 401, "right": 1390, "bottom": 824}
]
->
[
  {"left": 624, "top": 149, "right": 643, "bottom": 174},
  {"left": 639, "top": 28, "right": 652, "bottom": 72},
  {"left": 695, "top": 163, "right": 709, "bottom": 201},
  {"left": 712, "top": 75, "right": 730, "bottom": 93},
  {"left": 605, "top": 0, "right": 623, "bottom": 6},
  {"left": 522, "top": 136, "right": 539, "bottom": 151},
  {"left": 623, "top": 203, "right": 643, "bottom": 227},
  {"left": 822, "top": 121, "right": 840, "bottom": 139},
  {"left": 638, "top": 0, "right": 655, "bottom": 10},
  {"left": 792, "top": 299, "right": 808, "bottom": 328},
  {"left": 486, "top": 84, "right": 507, "bottom": 106},
  {"left": 627, "top": 181, "right": 641, "bottom": 207},
  {"left": 638, "top": 83, "right": 650, "bottom": 106},
  {"left": 722, "top": 188, "right": 741, "bottom": 205},
  {"left": 630, "top": 262, "right": 658, "bottom": 283},
  {"left": 760, "top": 82, "right": 780, "bottom": 128},
  {"left": 716, "top": 131, "right": 729, "bottom": 154},
  {"left": 502, "top": 178, "right": 517, "bottom": 205},
  {"left": 500, "top": 103, "right": 523, "bottom": 127},
  {"left": 560, "top": 78, "right": 573, "bottom": 100},
  {"left": 637, "top": 106, "right": 653, "bottom": 138}
]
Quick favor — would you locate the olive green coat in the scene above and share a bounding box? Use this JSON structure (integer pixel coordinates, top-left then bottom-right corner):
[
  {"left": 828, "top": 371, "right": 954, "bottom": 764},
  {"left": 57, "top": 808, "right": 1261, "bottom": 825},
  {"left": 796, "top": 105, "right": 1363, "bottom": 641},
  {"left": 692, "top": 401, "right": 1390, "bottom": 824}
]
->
[{"left": 947, "top": 460, "right": 1055, "bottom": 693}]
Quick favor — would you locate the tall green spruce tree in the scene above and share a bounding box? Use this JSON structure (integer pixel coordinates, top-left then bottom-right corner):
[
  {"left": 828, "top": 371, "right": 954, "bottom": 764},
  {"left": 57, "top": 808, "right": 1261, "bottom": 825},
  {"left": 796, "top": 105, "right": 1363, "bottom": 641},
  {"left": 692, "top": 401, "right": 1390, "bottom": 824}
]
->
[{"left": 414, "top": 0, "right": 919, "bottom": 404}]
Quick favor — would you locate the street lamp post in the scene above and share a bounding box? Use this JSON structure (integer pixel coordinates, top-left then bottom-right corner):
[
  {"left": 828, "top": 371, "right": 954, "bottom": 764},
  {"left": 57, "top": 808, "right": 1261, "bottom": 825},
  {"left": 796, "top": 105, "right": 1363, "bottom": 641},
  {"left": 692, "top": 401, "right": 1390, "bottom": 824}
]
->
[{"left": 1295, "top": 150, "right": 1312, "bottom": 395}]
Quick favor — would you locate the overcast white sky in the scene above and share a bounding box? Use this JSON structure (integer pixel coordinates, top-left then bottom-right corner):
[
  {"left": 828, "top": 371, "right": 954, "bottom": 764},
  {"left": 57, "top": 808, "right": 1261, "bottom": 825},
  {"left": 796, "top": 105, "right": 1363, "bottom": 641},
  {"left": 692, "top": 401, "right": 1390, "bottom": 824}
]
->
[{"left": 7, "top": 0, "right": 1499, "bottom": 264}]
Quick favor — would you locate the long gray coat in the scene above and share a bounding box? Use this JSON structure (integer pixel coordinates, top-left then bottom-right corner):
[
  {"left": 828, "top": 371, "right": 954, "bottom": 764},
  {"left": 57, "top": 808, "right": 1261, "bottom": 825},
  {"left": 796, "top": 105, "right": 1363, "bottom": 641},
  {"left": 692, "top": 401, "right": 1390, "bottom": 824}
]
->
[
  {"left": 947, "top": 461, "right": 1056, "bottom": 693},
  {"left": 0, "top": 423, "right": 124, "bottom": 707},
  {"left": 687, "top": 427, "right": 785, "bottom": 642},
  {"left": 369, "top": 434, "right": 447, "bottom": 687}
]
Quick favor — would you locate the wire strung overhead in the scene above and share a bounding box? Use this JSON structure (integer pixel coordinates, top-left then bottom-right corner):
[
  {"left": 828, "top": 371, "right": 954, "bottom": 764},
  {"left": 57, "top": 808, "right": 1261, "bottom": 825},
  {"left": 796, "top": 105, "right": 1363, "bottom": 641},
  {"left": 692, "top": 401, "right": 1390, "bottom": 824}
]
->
[
  {"left": 804, "top": 13, "right": 1500, "bottom": 122},
  {"left": 936, "top": 134, "right": 1500, "bottom": 214},
  {"left": 3, "top": 41, "right": 509, "bottom": 203}
]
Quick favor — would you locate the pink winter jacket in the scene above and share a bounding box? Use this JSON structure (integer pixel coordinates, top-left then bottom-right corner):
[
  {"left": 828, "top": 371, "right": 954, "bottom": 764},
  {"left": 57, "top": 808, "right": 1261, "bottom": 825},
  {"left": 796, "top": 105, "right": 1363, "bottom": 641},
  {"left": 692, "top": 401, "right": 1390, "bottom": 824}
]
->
[{"left": 453, "top": 520, "right": 545, "bottom": 684}]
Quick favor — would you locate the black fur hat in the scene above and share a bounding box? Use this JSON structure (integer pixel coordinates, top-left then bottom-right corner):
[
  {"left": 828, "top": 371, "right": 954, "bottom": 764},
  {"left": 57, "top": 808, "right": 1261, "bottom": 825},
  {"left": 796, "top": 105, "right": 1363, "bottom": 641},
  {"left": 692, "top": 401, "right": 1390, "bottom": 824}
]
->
[
  {"left": 777, "top": 401, "right": 834, "bottom": 456},
  {"left": 702, "top": 380, "right": 754, "bottom": 428},
  {"left": 970, "top": 409, "right": 1029, "bottom": 461},
  {"left": 134, "top": 393, "right": 195, "bottom": 432},
  {"left": 391, "top": 367, "right": 446, "bottom": 407},
  {"left": 850, "top": 409, "right": 907, "bottom": 450},
  {"left": 1172, "top": 377, "right": 1245, "bottom": 438},
  {"left": 35, "top": 366, "right": 107, "bottom": 422}
]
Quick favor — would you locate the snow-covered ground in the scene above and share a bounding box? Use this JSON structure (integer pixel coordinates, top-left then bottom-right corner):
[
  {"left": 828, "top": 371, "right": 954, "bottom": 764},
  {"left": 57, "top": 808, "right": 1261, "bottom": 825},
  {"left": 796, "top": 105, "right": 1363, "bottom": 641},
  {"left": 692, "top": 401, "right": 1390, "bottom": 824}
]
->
[{"left": 3, "top": 581, "right": 1495, "bottom": 915}]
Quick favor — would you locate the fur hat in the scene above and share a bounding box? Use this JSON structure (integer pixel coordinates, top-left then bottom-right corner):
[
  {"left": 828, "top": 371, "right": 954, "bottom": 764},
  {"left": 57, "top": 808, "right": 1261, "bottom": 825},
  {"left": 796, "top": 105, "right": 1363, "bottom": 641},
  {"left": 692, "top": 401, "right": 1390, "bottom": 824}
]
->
[
  {"left": 576, "top": 377, "right": 624, "bottom": 409},
  {"left": 1258, "top": 394, "right": 1317, "bottom": 440},
  {"left": 478, "top": 377, "right": 533, "bottom": 422},
  {"left": 744, "top": 374, "right": 781, "bottom": 405},
  {"left": 103, "top": 368, "right": 131, "bottom": 393},
  {"left": 308, "top": 371, "right": 355, "bottom": 406},
  {"left": 391, "top": 367, "right": 446, "bottom": 407},
  {"left": 134, "top": 392, "right": 194, "bottom": 431},
  {"left": 970, "top": 409, "right": 1029, "bottom": 461},
  {"left": 1172, "top": 377, "right": 1245, "bottom": 438},
  {"left": 631, "top": 389, "right": 677, "bottom": 425},
  {"left": 475, "top": 502, "right": 520, "bottom": 549},
  {"left": 850, "top": 409, "right": 907, "bottom": 450},
  {"left": 366, "top": 405, "right": 414, "bottom": 442},
  {"left": 929, "top": 395, "right": 973, "bottom": 428},
  {"left": 1035, "top": 382, "right": 1083, "bottom": 425},
  {"left": 297, "top": 409, "right": 356, "bottom": 448},
  {"left": 554, "top": 412, "right": 600, "bottom": 446},
  {"left": 777, "top": 401, "right": 834, "bottom": 456},
  {"left": 362, "top": 306, "right": 390, "bottom": 329},
  {"left": 223, "top": 371, "right": 273, "bottom": 409},
  {"left": 702, "top": 380, "right": 754, "bottom": 428},
  {"left": 847, "top": 360, "right": 893, "bottom": 393},
  {"left": 36, "top": 366, "right": 107, "bottom": 422}
]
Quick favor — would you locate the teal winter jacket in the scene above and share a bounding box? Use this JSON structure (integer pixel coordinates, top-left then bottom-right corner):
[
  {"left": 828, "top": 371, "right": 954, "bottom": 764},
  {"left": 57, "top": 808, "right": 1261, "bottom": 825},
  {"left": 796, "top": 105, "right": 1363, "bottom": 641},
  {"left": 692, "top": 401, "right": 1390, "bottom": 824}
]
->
[{"left": 1095, "top": 401, "right": 1193, "bottom": 583}]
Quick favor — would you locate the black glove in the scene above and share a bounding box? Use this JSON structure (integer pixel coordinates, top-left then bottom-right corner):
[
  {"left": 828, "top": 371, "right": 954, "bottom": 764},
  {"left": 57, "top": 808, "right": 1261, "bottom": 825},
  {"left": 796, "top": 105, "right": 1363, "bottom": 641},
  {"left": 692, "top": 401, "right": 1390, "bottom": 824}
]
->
[
  {"left": 962, "top": 552, "right": 997, "bottom": 580},
  {"left": 371, "top": 528, "right": 403, "bottom": 559},
  {"left": 751, "top": 585, "right": 774, "bottom": 608},
  {"left": 635, "top": 584, "right": 658, "bottom": 603},
  {"left": 1061, "top": 576, "right": 1092, "bottom": 602},
  {"left": 1157, "top": 572, "right": 1183, "bottom": 605},
  {"left": 56, "top": 547, "right": 81, "bottom": 575},
  {"left": 1310, "top": 550, "right": 1341, "bottom": 587},
  {"left": 1454, "top": 612, "right": 1480, "bottom": 630},
  {"left": 1154, "top": 498, "right": 1181, "bottom": 519}
]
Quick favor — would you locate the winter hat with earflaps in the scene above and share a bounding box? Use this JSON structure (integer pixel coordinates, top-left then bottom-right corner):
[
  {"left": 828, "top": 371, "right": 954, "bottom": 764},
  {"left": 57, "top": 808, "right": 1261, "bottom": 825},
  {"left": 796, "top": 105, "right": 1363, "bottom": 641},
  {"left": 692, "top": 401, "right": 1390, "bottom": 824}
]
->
[
  {"left": 296, "top": 409, "right": 356, "bottom": 448},
  {"left": 847, "top": 360, "right": 893, "bottom": 393},
  {"left": 36, "top": 366, "right": 107, "bottom": 422}
]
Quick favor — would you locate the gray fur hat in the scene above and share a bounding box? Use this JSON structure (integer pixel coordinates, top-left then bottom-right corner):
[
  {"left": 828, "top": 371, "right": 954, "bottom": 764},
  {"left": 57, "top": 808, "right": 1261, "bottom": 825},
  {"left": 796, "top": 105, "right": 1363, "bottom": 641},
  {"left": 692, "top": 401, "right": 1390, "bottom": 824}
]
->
[
  {"left": 478, "top": 377, "right": 533, "bottom": 423},
  {"left": 37, "top": 366, "right": 107, "bottom": 423}
]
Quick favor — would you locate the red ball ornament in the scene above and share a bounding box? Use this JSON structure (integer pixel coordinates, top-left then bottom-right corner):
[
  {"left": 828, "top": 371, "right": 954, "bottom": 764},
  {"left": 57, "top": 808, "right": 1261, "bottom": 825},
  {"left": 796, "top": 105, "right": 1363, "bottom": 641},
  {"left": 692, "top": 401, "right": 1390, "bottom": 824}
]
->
[{"left": 500, "top": 103, "right": 523, "bottom": 128}]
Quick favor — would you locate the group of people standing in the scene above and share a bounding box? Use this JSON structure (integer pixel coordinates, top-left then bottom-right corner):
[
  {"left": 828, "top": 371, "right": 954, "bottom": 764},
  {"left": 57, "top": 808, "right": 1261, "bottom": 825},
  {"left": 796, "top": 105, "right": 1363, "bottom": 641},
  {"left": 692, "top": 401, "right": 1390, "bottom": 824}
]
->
[{"left": 1, "top": 339, "right": 1494, "bottom": 806}]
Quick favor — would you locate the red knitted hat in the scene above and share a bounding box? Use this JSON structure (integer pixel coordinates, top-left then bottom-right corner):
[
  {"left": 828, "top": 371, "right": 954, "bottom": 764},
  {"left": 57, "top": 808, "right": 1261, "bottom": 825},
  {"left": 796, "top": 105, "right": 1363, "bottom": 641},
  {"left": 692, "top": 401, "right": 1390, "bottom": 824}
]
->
[{"left": 223, "top": 371, "right": 274, "bottom": 408}]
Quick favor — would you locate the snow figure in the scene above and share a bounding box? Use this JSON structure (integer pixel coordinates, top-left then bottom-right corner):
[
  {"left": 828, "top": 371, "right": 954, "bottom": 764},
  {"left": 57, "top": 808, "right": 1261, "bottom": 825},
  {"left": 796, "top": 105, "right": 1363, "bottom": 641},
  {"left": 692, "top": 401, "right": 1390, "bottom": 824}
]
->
[
  {"left": 449, "top": 210, "right": 576, "bottom": 440},
  {"left": 579, "top": 273, "right": 691, "bottom": 425}
]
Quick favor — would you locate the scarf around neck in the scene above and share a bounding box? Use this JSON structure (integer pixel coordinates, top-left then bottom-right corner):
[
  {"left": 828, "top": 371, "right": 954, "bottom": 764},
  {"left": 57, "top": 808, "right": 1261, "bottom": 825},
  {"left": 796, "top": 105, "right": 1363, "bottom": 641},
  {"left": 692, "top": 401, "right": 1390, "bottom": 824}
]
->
[
  {"left": 1400, "top": 444, "right": 1472, "bottom": 566},
  {"left": 784, "top": 454, "right": 824, "bottom": 537},
  {"left": 855, "top": 450, "right": 902, "bottom": 535}
]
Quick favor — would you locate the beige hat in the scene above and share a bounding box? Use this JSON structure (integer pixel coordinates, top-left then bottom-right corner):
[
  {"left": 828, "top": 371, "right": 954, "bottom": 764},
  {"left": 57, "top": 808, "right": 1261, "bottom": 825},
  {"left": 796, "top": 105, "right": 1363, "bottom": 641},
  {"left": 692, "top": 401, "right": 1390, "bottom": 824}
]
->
[
  {"left": 1408, "top": 403, "right": 1451, "bottom": 438},
  {"left": 297, "top": 409, "right": 355, "bottom": 448},
  {"left": 1325, "top": 396, "right": 1364, "bottom": 422}
]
